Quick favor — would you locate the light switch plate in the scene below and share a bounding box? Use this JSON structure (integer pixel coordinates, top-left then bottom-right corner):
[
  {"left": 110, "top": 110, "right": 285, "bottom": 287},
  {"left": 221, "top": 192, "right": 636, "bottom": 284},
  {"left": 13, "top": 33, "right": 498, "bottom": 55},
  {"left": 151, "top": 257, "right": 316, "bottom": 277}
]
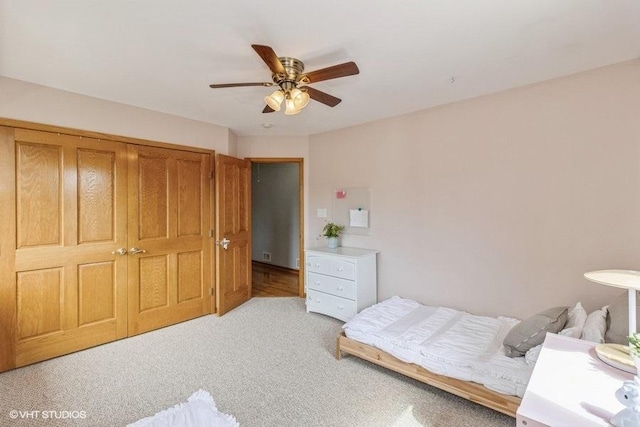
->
[{"left": 317, "top": 208, "right": 327, "bottom": 218}]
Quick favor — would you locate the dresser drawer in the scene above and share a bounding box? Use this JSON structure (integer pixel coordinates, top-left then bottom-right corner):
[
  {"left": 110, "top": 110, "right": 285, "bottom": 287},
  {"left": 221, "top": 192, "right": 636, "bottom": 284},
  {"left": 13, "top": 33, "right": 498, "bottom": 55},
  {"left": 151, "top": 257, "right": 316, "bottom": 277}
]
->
[
  {"left": 306, "top": 290, "right": 356, "bottom": 322},
  {"left": 307, "top": 272, "right": 356, "bottom": 300},
  {"left": 306, "top": 256, "right": 330, "bottom": 275},
  {"left": 329, "top": 259, "right": 355, "bottom": 280}
]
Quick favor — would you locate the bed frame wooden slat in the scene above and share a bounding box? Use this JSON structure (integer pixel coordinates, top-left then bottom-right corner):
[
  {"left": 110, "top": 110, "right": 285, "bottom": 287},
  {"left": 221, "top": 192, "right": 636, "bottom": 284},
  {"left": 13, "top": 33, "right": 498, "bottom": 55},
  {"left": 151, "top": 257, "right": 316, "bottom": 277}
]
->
[{"left": 336, "top": 333, "right": 521, "bottom": 417}]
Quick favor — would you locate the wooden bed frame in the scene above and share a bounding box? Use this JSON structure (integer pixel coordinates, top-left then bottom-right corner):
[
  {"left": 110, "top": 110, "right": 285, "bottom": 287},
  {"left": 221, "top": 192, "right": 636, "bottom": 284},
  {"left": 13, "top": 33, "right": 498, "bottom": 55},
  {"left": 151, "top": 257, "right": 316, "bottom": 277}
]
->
[{"left": 336, "top": 333, "right": 521, "bottom": 417}]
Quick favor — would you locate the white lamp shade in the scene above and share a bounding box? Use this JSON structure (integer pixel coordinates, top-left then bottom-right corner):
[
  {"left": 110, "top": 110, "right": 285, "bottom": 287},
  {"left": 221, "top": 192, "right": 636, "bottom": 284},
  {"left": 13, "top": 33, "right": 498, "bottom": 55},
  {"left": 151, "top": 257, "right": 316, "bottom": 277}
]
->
[
  {"left": 584, "top": 270, "right": 640, "bottom": 291},
  {"left": 290, "top": 88, "right": 310, "bottom": 110},
  {"left": 264, "top": 90, "right": 284, "bottom": 111},
  {"left": 284, "top": 97, "right": 301, "bottom": 115}
]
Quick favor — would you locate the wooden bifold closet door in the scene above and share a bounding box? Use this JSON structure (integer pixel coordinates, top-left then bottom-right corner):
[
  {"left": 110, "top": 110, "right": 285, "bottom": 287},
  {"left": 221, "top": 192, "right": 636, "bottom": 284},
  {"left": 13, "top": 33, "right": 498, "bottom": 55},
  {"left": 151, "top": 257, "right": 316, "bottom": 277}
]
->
[
  {"left": 127, "top": 145, "right": 212, "bottom": 335},
  {"left": 0, "top": 127, "right": 212, "bottom": 372}
]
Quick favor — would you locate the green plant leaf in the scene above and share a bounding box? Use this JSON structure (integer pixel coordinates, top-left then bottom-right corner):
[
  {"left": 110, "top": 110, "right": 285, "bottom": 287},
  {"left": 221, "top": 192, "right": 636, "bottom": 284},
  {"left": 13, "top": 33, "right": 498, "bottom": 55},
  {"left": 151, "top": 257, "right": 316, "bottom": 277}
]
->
[{"left": 321, "top": 222, "right": 344, "bottom": 238}]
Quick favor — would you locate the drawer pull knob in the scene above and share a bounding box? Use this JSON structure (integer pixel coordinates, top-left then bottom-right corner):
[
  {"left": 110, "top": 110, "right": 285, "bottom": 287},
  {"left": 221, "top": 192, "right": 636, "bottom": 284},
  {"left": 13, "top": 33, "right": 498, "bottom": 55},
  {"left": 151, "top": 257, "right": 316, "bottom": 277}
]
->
[
  {"left": 337, "top": 286, "right": 343, "bottom": 291},
  {"left": 337, "top": 267, "right": 344, "bottom": 271},
  {"left": 315, "top": 282, "right": 321, "bottom": 286},
  {"left": 338, "top": 306, "right": 344, "bottom": 310}
]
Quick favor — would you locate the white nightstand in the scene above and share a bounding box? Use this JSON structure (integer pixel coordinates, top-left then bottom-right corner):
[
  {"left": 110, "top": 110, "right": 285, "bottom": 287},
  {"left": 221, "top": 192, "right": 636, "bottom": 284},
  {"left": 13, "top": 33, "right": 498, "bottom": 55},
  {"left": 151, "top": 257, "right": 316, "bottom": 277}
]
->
[
  {"left": 517, "top": 333, "right": 632, "bottom": 426},
  {"left": 304, "top": 246, "right": 377, "bottom": 322}
]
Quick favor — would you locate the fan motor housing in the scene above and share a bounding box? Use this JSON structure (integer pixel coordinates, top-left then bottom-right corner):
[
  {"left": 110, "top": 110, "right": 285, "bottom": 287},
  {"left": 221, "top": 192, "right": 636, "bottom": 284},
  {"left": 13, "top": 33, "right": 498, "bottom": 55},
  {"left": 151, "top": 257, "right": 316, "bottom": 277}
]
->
[{"left": 273, "top": 57, "right": 305, "bottom": 87}]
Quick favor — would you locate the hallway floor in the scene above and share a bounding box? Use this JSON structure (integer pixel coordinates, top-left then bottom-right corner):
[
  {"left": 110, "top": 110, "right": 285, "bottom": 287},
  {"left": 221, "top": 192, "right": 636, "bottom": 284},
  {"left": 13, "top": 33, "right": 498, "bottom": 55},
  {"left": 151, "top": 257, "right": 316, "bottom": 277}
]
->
[{"left": 252, "top": 262, "right": 299, "bottom": 297}]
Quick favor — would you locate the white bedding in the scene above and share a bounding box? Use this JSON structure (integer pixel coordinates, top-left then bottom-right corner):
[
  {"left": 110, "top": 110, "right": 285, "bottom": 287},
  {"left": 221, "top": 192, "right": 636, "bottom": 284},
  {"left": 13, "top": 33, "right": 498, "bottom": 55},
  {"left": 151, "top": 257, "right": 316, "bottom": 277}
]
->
[{"left": 343, "top": 296, "right": 533, "bottom": 397}]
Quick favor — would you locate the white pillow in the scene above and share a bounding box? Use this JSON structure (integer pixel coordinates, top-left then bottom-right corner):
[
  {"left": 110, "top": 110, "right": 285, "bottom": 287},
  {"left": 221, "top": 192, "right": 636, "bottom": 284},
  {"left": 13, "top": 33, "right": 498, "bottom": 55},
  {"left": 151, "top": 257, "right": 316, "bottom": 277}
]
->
[
  {"left": 581, "top": 306, "right": 608, "bottom": 343},
  {"left": 525, "top": 344, "right": 542, "bottom": 367},
  {"left": 558, "top": 302, "right": 588, "bottom": 339}
]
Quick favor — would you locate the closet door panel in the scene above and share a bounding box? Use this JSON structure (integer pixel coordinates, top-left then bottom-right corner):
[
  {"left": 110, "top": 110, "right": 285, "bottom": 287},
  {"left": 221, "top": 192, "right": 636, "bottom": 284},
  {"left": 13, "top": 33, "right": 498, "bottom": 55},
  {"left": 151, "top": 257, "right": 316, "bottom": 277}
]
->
[
  {"left": 11, "top": 129, "right": 128, "bottom": 368},
  {"left": 16, "top": 268, "right": 63, "bottom": 340},
  {"left": 128, "top": 145, "right": 211, "bottom": 335},
  {"left": 16, "top": 143, "right": 62, "bottom": 248},
  {"left": 78, "top": 261, "right": 116, "bottom": 326},
  {"left": 178, "top": 159, "right": 202, "bottom": 237},
  {"left": 178, "top": 251, "right": 203, "bottom": 303},
  {"left": 77, "top": 149, "right": 116, "bottom": 243},
  {"left": 138, "top": 154, "right": 169, "bottom": 240},
  {"left": 139, "top": 255, "right": 169, "bottom": 312}
]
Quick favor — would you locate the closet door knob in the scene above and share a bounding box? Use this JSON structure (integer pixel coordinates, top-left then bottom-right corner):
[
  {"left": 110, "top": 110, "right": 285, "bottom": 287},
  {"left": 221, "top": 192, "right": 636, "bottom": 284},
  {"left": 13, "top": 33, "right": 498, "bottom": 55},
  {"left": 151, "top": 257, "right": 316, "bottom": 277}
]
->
[
  {"left": 129, "top": 247, "right": 147, "bottom": 255},
  {"left": 112, "top": 248, "right": 128, "bottom": 255}
]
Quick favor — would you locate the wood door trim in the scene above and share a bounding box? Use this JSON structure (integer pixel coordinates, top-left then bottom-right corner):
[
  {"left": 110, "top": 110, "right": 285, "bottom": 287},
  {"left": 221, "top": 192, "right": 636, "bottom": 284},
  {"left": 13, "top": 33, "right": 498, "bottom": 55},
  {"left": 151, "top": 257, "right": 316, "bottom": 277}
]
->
[
  {"left": 0, "top": 127, "right": 17, "bottom": 371},
  {"left": 0, "top": 118, "right": 215, "bottom": 155},
  {"left": 246, "top": 157, "right": 305, "bottom": 298}
]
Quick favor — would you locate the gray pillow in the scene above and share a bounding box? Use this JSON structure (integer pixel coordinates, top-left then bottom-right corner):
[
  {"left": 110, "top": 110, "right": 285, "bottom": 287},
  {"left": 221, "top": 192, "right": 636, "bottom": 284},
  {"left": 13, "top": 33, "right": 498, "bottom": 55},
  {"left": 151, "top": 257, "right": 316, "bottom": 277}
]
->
[
  {"left": 605, "top": 291, "right": 640, "bottom": 345},
  {"left": 503, "top": 306, "right": 569, "bottom": 357}
]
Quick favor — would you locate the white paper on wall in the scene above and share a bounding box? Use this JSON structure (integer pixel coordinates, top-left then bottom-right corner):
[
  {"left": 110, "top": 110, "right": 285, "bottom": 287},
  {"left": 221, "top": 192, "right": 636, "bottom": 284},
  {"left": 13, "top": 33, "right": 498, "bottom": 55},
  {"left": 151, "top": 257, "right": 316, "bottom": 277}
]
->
[{"left": 349, "top": 209, "right": 369, "bottom": 228}]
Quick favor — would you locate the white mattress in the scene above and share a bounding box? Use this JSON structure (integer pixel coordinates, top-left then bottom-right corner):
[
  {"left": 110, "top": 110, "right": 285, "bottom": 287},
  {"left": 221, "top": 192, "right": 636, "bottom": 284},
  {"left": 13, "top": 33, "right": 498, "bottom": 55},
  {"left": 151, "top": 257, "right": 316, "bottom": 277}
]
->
[{"left": 343, "top": 296, "right": 533, "bottom": 397}]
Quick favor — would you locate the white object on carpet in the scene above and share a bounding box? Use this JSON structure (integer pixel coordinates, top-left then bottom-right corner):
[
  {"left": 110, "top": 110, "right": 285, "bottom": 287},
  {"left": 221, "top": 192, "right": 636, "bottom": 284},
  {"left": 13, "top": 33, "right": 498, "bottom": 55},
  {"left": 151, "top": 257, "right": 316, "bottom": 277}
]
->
[{"left": 127, "top": 389, "right": 239, "bottom": 427}]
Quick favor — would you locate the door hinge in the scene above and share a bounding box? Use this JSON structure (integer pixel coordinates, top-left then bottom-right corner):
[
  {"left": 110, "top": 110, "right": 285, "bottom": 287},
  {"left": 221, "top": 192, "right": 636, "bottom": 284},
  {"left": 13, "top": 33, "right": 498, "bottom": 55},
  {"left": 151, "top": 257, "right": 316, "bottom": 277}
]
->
[
  {"left": 209, "top": 287, "right": 213, "bottom": 296},
  {"left": 209, "top": 229, "right": 214, "bottom": 238},
  {"left": 209, "top": 171, "right": 214, "bottom": 180}
]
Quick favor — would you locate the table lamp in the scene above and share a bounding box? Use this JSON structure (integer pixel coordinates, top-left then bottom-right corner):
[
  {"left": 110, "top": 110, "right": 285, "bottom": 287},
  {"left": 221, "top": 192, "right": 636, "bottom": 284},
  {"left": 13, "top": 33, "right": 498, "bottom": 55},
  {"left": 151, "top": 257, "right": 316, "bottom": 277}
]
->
[{"left": 584, "top": 269, "right": 640, "bottom": 373}]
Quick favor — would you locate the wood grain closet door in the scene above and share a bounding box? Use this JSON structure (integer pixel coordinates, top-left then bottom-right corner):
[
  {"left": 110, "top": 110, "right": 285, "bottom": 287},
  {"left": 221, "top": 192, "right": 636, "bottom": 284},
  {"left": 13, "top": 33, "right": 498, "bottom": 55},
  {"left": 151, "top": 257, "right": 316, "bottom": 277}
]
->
[
  {"left": 10, "top": 129, "right": 128, "bottom": 368},
  {"left": 127, "top": 145, "right": 212, "bottom": 335}
]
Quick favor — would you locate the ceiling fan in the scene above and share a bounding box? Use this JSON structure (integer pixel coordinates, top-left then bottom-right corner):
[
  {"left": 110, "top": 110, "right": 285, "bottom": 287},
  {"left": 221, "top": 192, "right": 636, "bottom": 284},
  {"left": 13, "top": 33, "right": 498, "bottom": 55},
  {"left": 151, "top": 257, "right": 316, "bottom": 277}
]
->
[{"left": 209, "top": 44, "right": 359, "bottom": 115}]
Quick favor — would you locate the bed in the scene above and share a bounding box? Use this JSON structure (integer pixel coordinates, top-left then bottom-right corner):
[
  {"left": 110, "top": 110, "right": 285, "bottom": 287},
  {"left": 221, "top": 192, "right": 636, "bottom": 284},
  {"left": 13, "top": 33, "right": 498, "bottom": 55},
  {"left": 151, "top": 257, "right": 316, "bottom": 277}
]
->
[{"left": 335, "top": 296, "right": 604, "bottom": 417}]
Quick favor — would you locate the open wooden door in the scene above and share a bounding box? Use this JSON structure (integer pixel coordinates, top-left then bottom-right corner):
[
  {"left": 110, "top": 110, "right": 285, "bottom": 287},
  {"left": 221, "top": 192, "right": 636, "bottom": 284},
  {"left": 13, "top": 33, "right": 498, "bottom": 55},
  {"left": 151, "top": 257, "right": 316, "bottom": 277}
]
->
[
  {"left": 215, "top": 154, "right": 251, "bottom": 315},
  {"left": 127, "top": 145, "right": 212, "bottom": 335}
]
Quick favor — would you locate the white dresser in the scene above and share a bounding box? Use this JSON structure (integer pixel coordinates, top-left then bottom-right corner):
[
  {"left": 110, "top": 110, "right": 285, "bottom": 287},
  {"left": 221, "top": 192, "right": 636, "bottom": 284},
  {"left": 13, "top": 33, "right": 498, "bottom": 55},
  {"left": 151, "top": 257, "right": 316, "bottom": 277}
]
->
[{"left": 305, "top": 246, "right": 378, "bottom": 322}]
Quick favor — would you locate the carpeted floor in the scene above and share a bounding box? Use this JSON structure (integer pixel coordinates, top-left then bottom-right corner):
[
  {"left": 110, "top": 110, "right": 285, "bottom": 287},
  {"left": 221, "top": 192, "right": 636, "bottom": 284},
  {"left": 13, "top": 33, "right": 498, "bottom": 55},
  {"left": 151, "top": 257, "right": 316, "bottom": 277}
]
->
[{"left": 0, "top": 297, "right": 514, "bottom": 426}]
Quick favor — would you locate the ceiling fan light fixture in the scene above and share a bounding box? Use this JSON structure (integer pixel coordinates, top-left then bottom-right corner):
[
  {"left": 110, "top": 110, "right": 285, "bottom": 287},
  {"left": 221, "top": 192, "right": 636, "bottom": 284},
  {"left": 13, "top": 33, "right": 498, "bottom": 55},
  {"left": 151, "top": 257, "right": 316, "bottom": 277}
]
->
[
  {"left": 284, "top": 96, "right": 302, "bottom": 115},
  {"left": 290, "top": 88, "right": 310, "bottom": 110},
  {"left": 264, "top": 90, "right": 284, "bottom": 111}
]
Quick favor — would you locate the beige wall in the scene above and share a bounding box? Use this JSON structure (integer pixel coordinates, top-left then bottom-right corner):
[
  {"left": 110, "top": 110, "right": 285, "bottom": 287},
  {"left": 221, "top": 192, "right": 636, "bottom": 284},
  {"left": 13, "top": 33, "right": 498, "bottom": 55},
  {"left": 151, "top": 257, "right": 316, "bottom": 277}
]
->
[
  {"left": 237, "top": 135, "right": 310, "bottom": 246},
  {"left": 4, "top": 60, "right": 640, "bottom": 318},
  {"left": 309, "top": 59, "right": 640, "bottom": 318},
  {"left": 227, "top": 129, "right": 238, "bottom": 157},
  {"left": 0, "top": 77, "right": 231, "bottom": 152}
]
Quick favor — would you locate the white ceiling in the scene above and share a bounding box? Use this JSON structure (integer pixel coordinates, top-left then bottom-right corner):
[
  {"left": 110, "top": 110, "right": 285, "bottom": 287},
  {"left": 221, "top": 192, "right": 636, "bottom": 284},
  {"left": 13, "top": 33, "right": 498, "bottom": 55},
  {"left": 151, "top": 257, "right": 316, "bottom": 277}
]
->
[{"left": 1, "top": 1, "right": 639, "bottom": 137}]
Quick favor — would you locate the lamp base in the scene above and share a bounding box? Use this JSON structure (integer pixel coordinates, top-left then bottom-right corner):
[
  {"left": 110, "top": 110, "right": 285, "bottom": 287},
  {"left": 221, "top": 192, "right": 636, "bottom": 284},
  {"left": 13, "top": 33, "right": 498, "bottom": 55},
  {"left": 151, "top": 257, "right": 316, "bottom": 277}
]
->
[{"left": 595, "top": 343, "right": 636, "bottom": 374}]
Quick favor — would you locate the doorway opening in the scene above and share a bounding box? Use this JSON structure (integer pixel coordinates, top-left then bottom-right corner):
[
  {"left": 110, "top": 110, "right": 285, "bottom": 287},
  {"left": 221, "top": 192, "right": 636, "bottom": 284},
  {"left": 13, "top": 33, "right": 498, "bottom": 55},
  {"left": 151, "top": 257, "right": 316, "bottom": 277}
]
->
[{"left": 249, "top": 158, "right": 304, "bottom": 298}]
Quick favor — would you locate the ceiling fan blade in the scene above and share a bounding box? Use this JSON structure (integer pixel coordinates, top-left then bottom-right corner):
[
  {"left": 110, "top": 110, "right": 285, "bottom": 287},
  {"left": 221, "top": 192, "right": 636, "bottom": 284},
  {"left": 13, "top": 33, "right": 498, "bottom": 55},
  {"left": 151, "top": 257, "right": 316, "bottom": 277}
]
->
[
  {"left": 251, "top": 44, "right": 285, "bottom": 75},
  {"left": 302, "top": 61, "right": 359, "bottom": 84},
  {"left": 262, "top": 105, "right": 275, "bottom": 113},
  {"left": 209, "top": 82, "right": 273, "bottom": 89},
  {"left": 302, "top": 86, "right": 342, "bottom": 107}
]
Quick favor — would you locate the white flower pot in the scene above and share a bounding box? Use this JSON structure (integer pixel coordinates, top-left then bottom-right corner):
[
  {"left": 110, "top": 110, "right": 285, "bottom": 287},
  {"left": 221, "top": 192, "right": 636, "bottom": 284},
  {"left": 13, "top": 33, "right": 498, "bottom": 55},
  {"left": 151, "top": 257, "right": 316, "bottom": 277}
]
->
[{"left": 327, "top": 237, "right": 339, "bottom": 249}]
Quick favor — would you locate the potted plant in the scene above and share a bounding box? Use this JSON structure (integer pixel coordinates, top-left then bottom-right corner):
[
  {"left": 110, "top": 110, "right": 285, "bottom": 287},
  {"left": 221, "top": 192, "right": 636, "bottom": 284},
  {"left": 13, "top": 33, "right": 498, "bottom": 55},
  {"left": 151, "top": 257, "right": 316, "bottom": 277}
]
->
[
  {"left": 322, "top": 222, "right": 344, "bottom": 249},
  {"left": 629, "top": 333, "right": 640, "bottom": 371}
]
